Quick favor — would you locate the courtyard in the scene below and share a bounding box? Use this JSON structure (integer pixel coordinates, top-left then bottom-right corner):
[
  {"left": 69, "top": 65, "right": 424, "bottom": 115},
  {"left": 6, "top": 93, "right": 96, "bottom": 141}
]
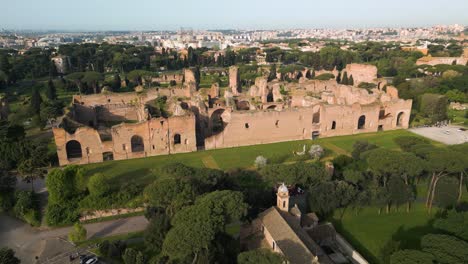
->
[{"left": 410, "top": 125, "right": 468, "bottom": 145}]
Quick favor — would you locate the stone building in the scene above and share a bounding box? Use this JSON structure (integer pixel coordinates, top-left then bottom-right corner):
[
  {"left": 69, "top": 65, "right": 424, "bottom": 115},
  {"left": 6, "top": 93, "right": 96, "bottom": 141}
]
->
[
  {"left": 243, "top": 184, "right": 368, "bottom": 264},
  {"left": 53, "top": 63, "right": 412, "bottom": 166},
  {"left": 416, "top": 55, "right": 468, "bottom": 66}
]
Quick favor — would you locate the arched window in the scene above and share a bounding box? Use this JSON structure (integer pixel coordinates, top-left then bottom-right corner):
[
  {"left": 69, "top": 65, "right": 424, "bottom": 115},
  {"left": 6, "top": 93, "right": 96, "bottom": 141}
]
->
[
  {"left": 174, "top": 134, "right": 181, "bottom": 144},
  {"left": 312, "top": 112, "right": 320, "bottom": 124},
  {"left": 131, "top": 135, "right": 144, "bottom": 152},
  {"left": 358, "top": 115, "right": 366, "bottom": 129},
  {"left": 267, "top": 91, "right": 274, "bottom": 102},
  {"left": 66, "top": 140, "right": 82, "bottom": 160},
  {"left": 331, "top": 121, "right": 336, "bottom": 130},
  {"left": 397, "top": 112, "right": 404, "bottom": 127}
]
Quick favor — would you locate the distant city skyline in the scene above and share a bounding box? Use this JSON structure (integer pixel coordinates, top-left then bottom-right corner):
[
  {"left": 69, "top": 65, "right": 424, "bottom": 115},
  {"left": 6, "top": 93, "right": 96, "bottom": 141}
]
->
[{"left": 2, "top": 0, "right": 468, "bottom": 31}]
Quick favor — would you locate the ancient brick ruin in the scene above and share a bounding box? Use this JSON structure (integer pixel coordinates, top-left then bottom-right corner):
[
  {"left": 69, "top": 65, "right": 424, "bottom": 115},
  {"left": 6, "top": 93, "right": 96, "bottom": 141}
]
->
[{"left": 53, "top": 64, "right": 412, "bottom": 166}]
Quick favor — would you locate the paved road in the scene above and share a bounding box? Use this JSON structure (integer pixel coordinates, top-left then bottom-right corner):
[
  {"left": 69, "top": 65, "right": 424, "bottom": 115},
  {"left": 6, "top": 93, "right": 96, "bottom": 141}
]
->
[{"left": 0, "top": 214, "right": 149, "bottom": 264}]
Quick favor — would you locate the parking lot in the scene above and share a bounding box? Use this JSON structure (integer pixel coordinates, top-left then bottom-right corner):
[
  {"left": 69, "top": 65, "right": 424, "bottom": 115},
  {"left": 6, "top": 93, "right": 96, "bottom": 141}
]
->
[{"left": 410, "top": 125, "right": 468, "bottom": 145}]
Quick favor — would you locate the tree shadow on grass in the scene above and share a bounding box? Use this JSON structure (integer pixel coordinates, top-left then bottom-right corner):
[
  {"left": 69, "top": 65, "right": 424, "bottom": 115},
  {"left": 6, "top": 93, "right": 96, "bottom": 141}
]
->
[{"left": 331, "top": 220, "right": 380, "bottom": 264}]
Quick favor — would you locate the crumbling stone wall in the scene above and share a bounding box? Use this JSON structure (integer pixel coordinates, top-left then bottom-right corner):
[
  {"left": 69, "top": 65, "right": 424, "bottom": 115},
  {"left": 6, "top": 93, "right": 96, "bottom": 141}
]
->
[
  {"left": 342, "top": 64, "right": 378, "bottom": 86},
  {"left": 416, "top": 56, "right": 468, "bottom": 66},
  {"left": 54, "top": 115, "right": 197, "bottom": 166},
  {"left": 229, "top": 66, "right": 241, "bottom": 95}
]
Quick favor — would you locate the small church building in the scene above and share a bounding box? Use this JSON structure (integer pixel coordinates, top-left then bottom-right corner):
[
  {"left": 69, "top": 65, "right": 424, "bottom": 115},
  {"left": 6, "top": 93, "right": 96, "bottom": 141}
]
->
[{"left": 244, "top": 183, "right": 369, "bottom": 264}]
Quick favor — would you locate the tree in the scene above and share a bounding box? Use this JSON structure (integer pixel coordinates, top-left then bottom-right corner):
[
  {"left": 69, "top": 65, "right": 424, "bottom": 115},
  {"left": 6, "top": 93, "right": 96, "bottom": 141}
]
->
[
  {"left": 111, "top": 74, "right": 122, "bottom": 91},
  {"left": 144, "top": 211, "right": 171, "bottom": 254},
  {"left": 390, "top": 250, "right": 434, "bottom": 264},
  {"left": 29, "top": 86, "right": 42, "bottom": 115},
  {"left": 268, "top": 64, "right": 277, "bottom": 82},
  {"left": 45, "top": 79, "right": 57, "bottom": 100},
  {"left": 425, "top": 150, "right": 467, "bottom": 212},
  {"left": 0, "top": 247, "right": 20, "bottom": 264},
  {"left": 82, "top": 71, "right": 103, "bottom": 94},
  {"left": 162, "top": 190, "right": 247, "bottom": 263},
  {"left": 421, "top": 234, "right": 468, "bottom": 264},
  {"left": 122, "top": 248, "right": 146, "bottom": 264},
  {"left": 260, "top": 162, "right": 329, "bottom": 188},
  {"left": 420, "top": 93, "right": 448, "bottom": 123},
  {"left": 351, "top": 140, "right": 377, "bottom": 160},
  {"left": 394, "top": 136, "right": 429, "bottom": 152},
  {"left": 237, "top": 249, "right": 286, "bottom": 264},
  {"left": 342, "top": 71, "right": 349, "bottom": 85},
  {"left": 336, "top": 71, "right": 341, "bottom": 83},
  {"left": 87, "top": 173, "right": 112, "bottom": 197},
  {"left": 434, "top": 210, "right": 468, "bottom": 241},
  {"left": 68, "top": 222, "right": 87, "bottom": 243},
  {"left": 144, "top": 177, "right": 198, "bottom": 216},
  {"left": 349, "top": 74, "right": 354, "bottom": 85}
]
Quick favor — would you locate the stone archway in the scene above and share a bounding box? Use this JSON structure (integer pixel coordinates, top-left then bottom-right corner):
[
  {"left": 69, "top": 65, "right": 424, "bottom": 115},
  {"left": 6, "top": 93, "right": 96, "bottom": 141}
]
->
[
  {"left": 397, "top": 112, "right": 405, "bottom": 127},
  {"left": 131, "top": 135, "right": 144, "bottom": 152},
  {"left": 174, "top": 134, "right": 181, "bottom": 144},
  {"left": 66, "top": 140, "right": 82, "bottom": 161},
  {"left": 357, "top": 115, "right": 366, "bottom": 129},
  {"left": 237, "top": 100, "right": 251, "bottom": 111},
  {"left": 211, "top": 109, "right": 226, "bottom": 134}
]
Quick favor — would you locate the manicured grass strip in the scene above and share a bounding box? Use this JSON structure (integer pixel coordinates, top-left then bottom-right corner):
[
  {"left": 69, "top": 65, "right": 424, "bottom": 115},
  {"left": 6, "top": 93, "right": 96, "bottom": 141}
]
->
[
  {"left": 83, "top": 130, "right": 424, "bottom": 184},
  {"left": 201, "top": 155, "right": 219, "bottom": 169}
]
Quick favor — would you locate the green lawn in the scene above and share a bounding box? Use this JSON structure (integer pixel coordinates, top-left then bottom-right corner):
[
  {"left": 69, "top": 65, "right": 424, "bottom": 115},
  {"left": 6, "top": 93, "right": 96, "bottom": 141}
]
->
[
  {"left": 84, "top": 130, "right": 429, "bottom": 184},
  {"left": 331, "top": 178, "right": 468, "bottom": 264},
  {"left": 331, "top": 204, "right": 440, "bottom": 264}
]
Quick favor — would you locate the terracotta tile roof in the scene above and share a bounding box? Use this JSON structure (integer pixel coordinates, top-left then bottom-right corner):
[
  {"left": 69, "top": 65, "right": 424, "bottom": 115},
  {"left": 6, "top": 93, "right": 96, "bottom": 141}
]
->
[{"left": 258, "top": 207, "right": 334, "bottom": 264}]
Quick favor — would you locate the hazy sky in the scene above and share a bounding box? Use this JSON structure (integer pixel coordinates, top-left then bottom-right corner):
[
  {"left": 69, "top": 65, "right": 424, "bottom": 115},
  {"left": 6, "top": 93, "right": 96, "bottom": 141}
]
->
[{"left": 2, "top": 0, "right": 467, "bottom": 31}]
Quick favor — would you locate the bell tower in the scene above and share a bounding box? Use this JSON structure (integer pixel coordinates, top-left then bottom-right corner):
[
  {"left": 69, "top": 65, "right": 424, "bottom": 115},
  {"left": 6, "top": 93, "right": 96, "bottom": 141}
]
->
[{"left": 277, "top": 183, "right": 290, "bottom": 212}]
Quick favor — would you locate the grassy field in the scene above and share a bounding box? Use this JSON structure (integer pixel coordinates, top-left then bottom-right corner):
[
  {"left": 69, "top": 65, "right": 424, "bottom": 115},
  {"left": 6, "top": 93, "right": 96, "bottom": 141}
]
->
[
  {"left": 82, "top": 129, "right": 449, "bottom": 263},
  {"left": 331, "top": 204, "right": 439, "bottom": 264},
  {"left": 84, "top": 129, "right": 427, "bottom": 184}
]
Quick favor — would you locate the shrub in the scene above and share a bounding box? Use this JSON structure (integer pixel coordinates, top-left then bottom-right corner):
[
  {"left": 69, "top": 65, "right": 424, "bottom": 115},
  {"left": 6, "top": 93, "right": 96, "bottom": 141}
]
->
[
  {"left": 314, "top": 73, "right": 335, "bottom": 80},
  {"left": 68, "top": 222, "right": 87, "bottom": 243},
  {"left": 254, "top": 156, "right": 268, "bottom": 168},
  {"left": 13, "top": 190, "right": 40, "bottom": 226},
  {"left": 309, "top": 145, "right": 324, "bottom": 159}
]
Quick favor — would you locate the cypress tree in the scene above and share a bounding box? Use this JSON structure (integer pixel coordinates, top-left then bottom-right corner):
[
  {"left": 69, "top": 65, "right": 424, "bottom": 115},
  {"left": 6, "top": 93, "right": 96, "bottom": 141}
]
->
[
  {"left": 268, "top": 64, "right": 277, "bottom": 82},
  {"left": 349, "top": 75, "right": 355, "bottom": 86},
  {"left": 311, "top": 70, "right": 316, "bottom": 78},
  {"left": 336, "top": 71, "right": 342, "bottom": 83},
  {"left": 111, "top": 74, "right": 121, "bottom": 91},
  {"left": 30, "top": 86, "right": 43, "bottom": 114},
  {"left": 45, "top": 79, "right": 57, "bottom": 100},
  {"left": 342, "top": 72, "right": 349, "bottom": 85}
]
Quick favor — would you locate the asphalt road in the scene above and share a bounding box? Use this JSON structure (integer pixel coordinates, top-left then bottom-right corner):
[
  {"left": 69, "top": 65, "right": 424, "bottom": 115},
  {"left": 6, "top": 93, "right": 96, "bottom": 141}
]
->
[{"left": 0, "top": 214, "right": 149, "bottom": 264}]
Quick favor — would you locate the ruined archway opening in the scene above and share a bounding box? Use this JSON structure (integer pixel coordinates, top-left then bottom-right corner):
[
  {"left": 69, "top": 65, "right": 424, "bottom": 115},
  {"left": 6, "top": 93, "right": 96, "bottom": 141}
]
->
[
  {"left": 237, "top": 101, "right": 250, "bottom": 111},
  {"left": 397, "top": 112, "right": 404, "bottom": 127},
  {"left": 103, "top": 152, "right": 114, "bottom": 161},
  {"left": 331, "top": 121, "right": 336, "bottom": 130},
  {"left": 66, "top": 140, "right": 82, "bottom": 161},
  {"left": 211, "top": 109, "right": 226, "bottom": 134},
  {"left": 267, "top": 91, "right": 274, "bottom": 103},
  {"left": 267, "top": 105, "right": 277, "bottom": 110},
  {"left": 358, "top": 115, "right": 366, "bottom": 129},
  {"left": 174, "top": 134, "right": 181, "bottom": 144},
  {"left": 131, "top": 135, "right": 144, "bottom": 152},
  {"left": 312, "top": 112, "right": 320, "bottom": 124},
  {"left": 379, "top": 108, "right": 386, "bottom": 120}
]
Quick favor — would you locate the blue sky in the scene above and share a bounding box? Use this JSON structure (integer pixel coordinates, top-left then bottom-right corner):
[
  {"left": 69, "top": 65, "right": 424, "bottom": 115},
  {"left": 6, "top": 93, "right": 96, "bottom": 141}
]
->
[{"left": 2, "top": 0, "right": 467, "bottom": 31}]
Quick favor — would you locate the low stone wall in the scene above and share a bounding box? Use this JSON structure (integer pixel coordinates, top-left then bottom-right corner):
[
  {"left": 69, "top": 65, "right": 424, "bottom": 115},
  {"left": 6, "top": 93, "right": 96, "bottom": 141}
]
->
[
  {"left": 79, "top": 207, "right": 145, "bottom": 222},
  {"left": 335, "top": 233, "right": 368, "bottom": 264}
]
